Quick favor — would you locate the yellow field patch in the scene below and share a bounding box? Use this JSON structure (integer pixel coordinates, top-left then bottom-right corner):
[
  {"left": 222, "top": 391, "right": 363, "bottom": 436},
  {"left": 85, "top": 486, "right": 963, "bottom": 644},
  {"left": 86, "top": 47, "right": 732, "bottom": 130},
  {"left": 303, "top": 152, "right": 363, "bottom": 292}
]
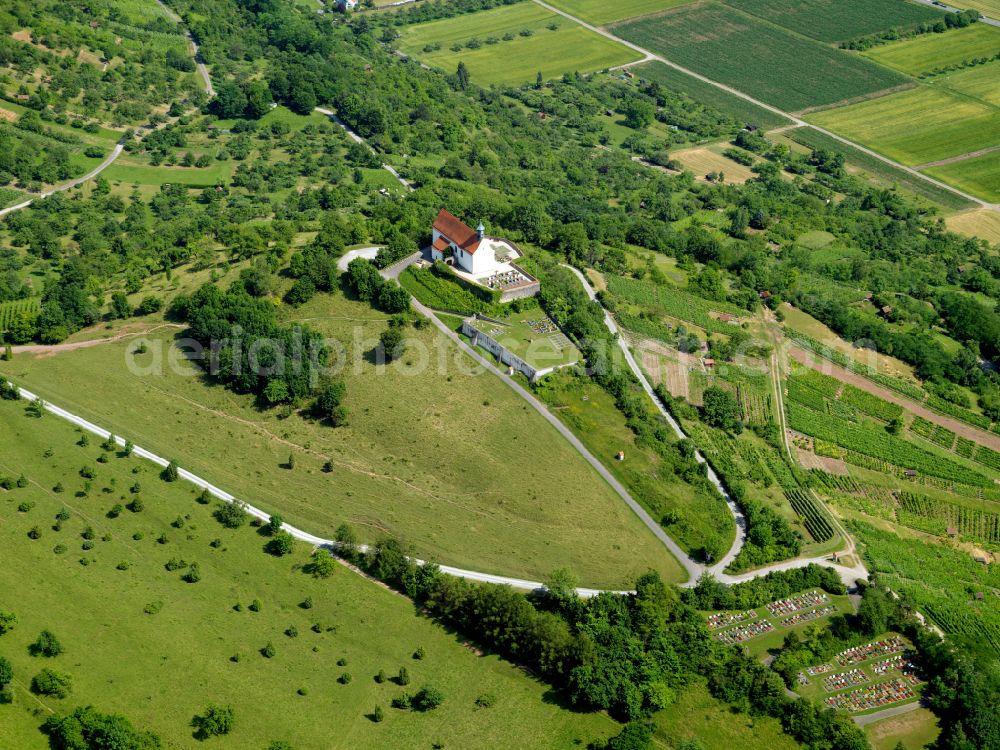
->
[
  {"left": 946, "top": 209, "right": 1000, "bottom": 245},
  {"left": 672, "top": 145, "right": 756, "bottom": 183}
]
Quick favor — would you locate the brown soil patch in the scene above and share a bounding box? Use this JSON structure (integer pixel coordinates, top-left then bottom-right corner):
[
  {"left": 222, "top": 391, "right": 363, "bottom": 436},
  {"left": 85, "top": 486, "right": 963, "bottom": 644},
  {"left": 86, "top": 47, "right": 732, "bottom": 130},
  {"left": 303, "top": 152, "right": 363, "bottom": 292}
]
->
[{"left": 0, "top": 108, "right": 17, "bottom": 123}]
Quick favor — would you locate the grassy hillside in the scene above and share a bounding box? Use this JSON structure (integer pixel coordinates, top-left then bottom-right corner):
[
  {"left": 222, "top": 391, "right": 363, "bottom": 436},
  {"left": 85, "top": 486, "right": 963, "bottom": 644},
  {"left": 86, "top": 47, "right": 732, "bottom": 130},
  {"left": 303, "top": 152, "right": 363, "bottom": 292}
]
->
[
  {"left": 0, "top": 397, "right": 619, "bottom": 749},
  {"left": 0, "top": 292, "right": 685, "bottom": 588}
]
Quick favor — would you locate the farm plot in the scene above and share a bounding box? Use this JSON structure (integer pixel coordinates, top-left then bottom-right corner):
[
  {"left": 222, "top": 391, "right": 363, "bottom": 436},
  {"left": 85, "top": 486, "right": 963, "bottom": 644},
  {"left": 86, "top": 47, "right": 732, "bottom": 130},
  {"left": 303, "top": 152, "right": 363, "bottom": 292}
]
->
[
  {"left": 614, "top": 2, "right": 910, "bottom": 111},
  {"left": 545, "top": 0, "right": 694, "bottom": 25},
  {"left": 807, "top": 87, "right": 1000, "bottom": 166},
  {"left": 938, "top": 60, "right": 1000, "bottom": 106},
  {"left": 717, "top": 0, "right": 941, "bottom": 43},
  {"left": 395, "top": 3, "right": 641, "bottom": 86},
  {"left": 951, "top": 0, "right": 1000, "bottom": 15},
  {"left": 925, "top": 150, "right": 1000, "bottom": 203},
  {"left": 0, "top": 298, "right": 40, "bottom": 333},
  {"left": 671, "top": 145, "right": 757, "bottom": 183},
  {"left": 862, "top": 24, "right": 1000, "bottom": 77},
  {"left": 605, "top": 273, "right": 747, "bottom": 334},
  {"left": 947, "top": 208, "right": 1000, "bottom": 244},
  {"left": 634, "top": 61, "right": 791, "bottom": 129},
  {"left": 785, "top": 489, "right": 835, "bottom": 542}
]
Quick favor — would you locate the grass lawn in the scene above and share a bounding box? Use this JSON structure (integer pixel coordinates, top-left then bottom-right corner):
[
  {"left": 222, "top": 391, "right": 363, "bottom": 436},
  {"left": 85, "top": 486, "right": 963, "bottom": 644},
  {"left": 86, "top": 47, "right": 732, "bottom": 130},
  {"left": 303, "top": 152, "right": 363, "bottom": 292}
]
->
[
  {"left": 395, "top": 3, "right": 641, "bottom": 86},
  {"left": 468, "top": 309, "right": 581, "bottom": 370},
  {"left": 946, "top": 208, "right": 1000, "bottom": 244},
  {"left": 806, "top": 87, "right": 1000, "bottom": 166},
  {"left": 614, "top": 2, "right": 910, "bottom": 112},
  {"left": 718, "top": 0, "right": 941, "bottom": 42},
  {"left": 652, "top": 678, "right": 800, "bottom": 750},
  {"left": 862, "top": 23, "right": 1000, "bottom": 76},
  {"left": 0, "top": 399, "right": 619, "bottom": 750},
  {"left": 534, "top": 368, "right": 736, "bottom": 558},
  {"left": 101, "top": 156, "right": 235, "bottom": 187},
  {"left": 0, "top": 292, "right": 683, "bottom": 588},
  {"left": 634, "top": 61, "right": 792, "bottom": 129},
  {"left": 925, "top": 149, "right": 1000, "bottom": 203},
  {"left": 865, "top": 706, "right": 941, "bottom": 750},
  {"left": 545, "top": 0, "right": 694, "bottom": 25}
]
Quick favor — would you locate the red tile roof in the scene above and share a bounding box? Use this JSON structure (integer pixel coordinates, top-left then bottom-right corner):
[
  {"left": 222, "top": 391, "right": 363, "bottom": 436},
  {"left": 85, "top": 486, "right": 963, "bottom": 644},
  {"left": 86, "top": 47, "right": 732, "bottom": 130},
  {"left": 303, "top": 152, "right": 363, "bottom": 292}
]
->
[
  {"left": 433, "top": 208, "right": 482, "bottom": 255},
  {"left": 432, "top": 236, "right": 450, "bottom": 252}
]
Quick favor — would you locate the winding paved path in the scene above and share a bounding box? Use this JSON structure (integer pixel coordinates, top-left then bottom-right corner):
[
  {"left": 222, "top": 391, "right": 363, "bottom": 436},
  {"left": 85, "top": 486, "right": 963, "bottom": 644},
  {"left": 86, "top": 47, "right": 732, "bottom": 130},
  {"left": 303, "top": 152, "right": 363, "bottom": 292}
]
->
[
  {"left": 532, "top": 0, "right": 998, "bottom": 212},
  {"left": 152, "top": 0, "right": 214, "bottom": 96}
]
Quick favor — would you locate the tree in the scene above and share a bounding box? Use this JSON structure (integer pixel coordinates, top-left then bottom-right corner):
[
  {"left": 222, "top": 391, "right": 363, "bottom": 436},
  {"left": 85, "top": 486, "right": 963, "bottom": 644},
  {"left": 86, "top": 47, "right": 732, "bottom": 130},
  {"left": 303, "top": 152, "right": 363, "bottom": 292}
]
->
[
  {"left": 456, "top": 61, "right": 470, "bottom": 91},
  {"left": 605, "top": 721, "right": 654, "bottom": 750},
  {"left": 373, "top": 705, "right": 384, "bottom": 722},
  {"left": 0, "top": 656, "right": 12, "bottom": 687},
  {"left": 162, "top": 460, "right": 179, "bottom": 482},
  {"left": 621, "top": 99, "right": 654, "bottom": 130},
  {"left": 265, "top": 531, "right": 294, "bottom": 557},
  {"left": 2, "top": 345, "right": 11, "bottom": 361},
  {"left": 304, "top": 551, "right": 337, "bottom": 578},
  {"left": 215, "top": 501, "right": 248, "bottom": 529},
  {"left": 31, "top": 668, "right": 71, "bottom": 698},
  {"left": 858, "top": 585, "right": 889, "bottom": 635},
  {"left": 397, "top": 666, "right": 410, "bottom": 686},
  {"left": 30, "top": 629, "right": 64, "bottom": 657},
  {"left": 411, "top": 684, "right": 444, "bottom": 711},
  {"left": 313, "top": 381, "right": 347, "bottom": 424},
  {"left": 211, "top": 81, "right": 248, "bottom": 119},
  {"left": 244, "top": 80, "right": 274, "bottom": 120},
  {"left": 43, "top": 707, "right": 162, "bottom": 750},
  {"left": 263, "top": 515, "right": 284, "bottom": 536},
  {"left": 379, "top": 328, "right": 405, "bottom": 362},
  {"left": 0, "top": 611, "right": 15, "bottom": 635},
  {"left": 192, "top": 704, "right": 235, "bottom": 739},
  {"left": 702, "top": 387, "right": 742, "bottom": 433},
  {"left": 110, "top": 291, "right": 132, "bottom": 319},
  {"left": 124, "top": 440, "right": 134, "bottom": 457}
]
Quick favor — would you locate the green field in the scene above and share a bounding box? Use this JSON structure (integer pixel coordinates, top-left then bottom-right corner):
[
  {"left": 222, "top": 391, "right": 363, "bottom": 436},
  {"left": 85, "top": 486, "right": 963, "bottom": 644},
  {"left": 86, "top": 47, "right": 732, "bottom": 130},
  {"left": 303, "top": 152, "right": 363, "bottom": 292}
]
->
[
  {"left": 545, "top": 0, "right": 694, "bottom": 25},
  {"left": 718, "top": 0, "right": 941, "bottom": 42},
  {"left": 614, "top": 2, "right": 910, "bottom": 111},
  {"left": 925, "top": 149, "right": 1000, "bottom": 202},
  {"left": 634, "top": 61, "right": 792, "bottom": 129},
  {"left": 102, "top": 156, "right": 236, "bottom": 187},
  {"left": 395, "top": 3, "right": 641, "bottom": 86},
  {"left": 952, "top": 0, "right": 1000, "bottom": 15},
  {"left": 0, "top": 399, "right": 619, "bottom": 750},
  {"left": 937, "top": 59, "right": 1000, "bottom": 105},
  {"left": 862, "top": 23, "right": 1000, "bottom": 76},
  {"left": 784, "top": 127, "right": 976, "bottom": 210},
  {"left": 807, "top": 87, "right": 1000, "bottom": 165},
  {"left": 0, "top": 293, "right": 684, "bottom": 588}
]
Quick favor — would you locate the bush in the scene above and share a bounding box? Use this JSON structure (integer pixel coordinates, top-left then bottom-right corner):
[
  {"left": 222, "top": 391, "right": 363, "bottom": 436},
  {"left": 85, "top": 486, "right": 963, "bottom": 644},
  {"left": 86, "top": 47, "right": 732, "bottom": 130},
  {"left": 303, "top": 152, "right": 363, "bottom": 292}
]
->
[
  {"left": 192, "top": 704, "right": 235, "bottom": 738},
  {"left": 412, "top": 685, "right": 445, "bottom": 711},
  {"left": 31, "top": 668, "right": 71, "bottom": 698},
  {"left": 30, "top": 630, "right": 63, "bottom": 657}
]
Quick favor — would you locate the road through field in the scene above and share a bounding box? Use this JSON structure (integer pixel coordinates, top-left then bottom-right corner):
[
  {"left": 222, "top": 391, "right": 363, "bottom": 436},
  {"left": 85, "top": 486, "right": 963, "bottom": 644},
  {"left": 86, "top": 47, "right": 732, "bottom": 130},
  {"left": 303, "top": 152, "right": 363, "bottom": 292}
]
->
[
  {"left": 789, "top": 345, "right": 1000, "bottom": 452},
  {"left": 152, "top": 0, "right": 215, "bottom": 95},
  {"left": 531, "top": 0, "right": 999, "bottom": 212}
]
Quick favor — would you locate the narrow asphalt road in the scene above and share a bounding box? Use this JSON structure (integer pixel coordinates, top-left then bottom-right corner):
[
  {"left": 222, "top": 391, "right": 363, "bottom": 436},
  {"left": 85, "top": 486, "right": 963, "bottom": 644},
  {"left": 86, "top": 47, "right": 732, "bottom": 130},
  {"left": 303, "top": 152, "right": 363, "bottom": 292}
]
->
[
  {"left": 315, "top": 108, "right": 413, "bottom": 192},
  {"left": 532, "top": 0, "right": 998, "bottom": 212},
  {"left": 852, "top": 699, "right": 924, "bottom": 727},
  {"left": 153, "top": 0, "right": 214, "bottom": 96}
]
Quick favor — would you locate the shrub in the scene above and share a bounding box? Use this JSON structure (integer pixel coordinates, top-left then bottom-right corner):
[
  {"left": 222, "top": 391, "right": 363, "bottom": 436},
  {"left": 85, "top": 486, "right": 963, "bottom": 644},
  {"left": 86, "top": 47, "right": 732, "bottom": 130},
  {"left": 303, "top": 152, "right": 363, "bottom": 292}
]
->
[
  {"left": 412, "top": 685, "right": 445, "bottom": 711},
  {"left": 31, "top": 668, "right": 71, "bottom": 698},
  {"left": 192, "top": 704, "right": 235, "bottom": 738},
  {"left": 261, "top": 642, "right": 276, "bottom": 658},
  {"left": 30, "top": 630, "right": 63, "bottom": 657}
]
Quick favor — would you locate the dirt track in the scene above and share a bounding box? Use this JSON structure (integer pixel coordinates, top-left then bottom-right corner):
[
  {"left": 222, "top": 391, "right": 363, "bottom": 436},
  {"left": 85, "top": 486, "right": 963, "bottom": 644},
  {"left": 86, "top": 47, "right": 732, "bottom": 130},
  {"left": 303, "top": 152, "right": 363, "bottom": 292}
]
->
[
  {"left": 11, "top": 324, "right": 184, "bottom": 357},
  {"left": 789, "top": 345, "right": 1000, "bottom": 453}
]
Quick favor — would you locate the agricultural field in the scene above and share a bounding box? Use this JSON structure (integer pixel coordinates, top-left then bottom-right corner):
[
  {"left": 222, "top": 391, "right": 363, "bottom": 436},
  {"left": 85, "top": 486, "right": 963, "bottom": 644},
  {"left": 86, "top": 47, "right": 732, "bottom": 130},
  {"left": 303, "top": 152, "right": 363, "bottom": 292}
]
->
[
  {"left": 952, "top": 0, "right": 1000, "bottom": 15},
  {"left": 634, "top": 61, "right": 792, "bottom": 129},
  {"left": 394, "top": 3, "right": 641, "bottom": 86},
  {"left": 0, "top": 398, "right": 619, "bottom": 750},
  {"left": 546, "top": 0, "right": 694, "bottom": 25},
  {"left": 925, "top": 150, "right": 1000, "bottom": 203},
  {"left": 605, "top": 273, "right": 748, "bottom": 335},
  {"left": 671, "top": 144, "right": 758, "bottom": 183},
  {"left": 718, "top": 0, "right": 941, "bottom": 43},
  {"left": 806, "top": 87, "right": 1000, "bottom": 166},
  {"left": 783, "top": 126, "right": 976, "bottom": 210},
  {"left": 937, "top": 59, "right": 1000, "bottom": 105},
  {"left": 0, "top": 292, "right": 684, "bottom": 589},
  {"left": 848, "top": 520, "right": 1000, "bottom": 657},
  {"left": 0, "top": 299, "right": 40, "bottom": 335},
  {"left": 946, "top": 208, "right": 1000, "bottom": 244},
  {"left": 614, "top": 2, "right": 910, "bottom": 111},
  {"left": 861, "top": 23, "right": 1000, "bottom": 76}
]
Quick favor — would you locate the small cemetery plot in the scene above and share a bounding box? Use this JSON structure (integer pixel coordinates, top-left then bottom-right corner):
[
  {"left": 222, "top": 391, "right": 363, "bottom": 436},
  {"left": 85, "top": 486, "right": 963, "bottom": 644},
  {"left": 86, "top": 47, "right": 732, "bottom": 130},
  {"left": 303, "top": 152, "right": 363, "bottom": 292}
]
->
[
  {"left": 780, "top": 604, "right": 837, "bottom": 627},
  {"left": 824, "top": 676, "right": 919, "bottom": 712},
  {"left": 835, "top": 637, "right": 905, "bottom": 667},
  {"left": 715, "top": 619, "right": 774, "bottom": 644},
  {"left": 823, "top": 668, "right": 870, "bottom": 693},
  {"left": 766, "top": 590, "right": 829, "bottom": 617},
  {"left": 706, "top": 610, "right": 758, "bottom": 630}
]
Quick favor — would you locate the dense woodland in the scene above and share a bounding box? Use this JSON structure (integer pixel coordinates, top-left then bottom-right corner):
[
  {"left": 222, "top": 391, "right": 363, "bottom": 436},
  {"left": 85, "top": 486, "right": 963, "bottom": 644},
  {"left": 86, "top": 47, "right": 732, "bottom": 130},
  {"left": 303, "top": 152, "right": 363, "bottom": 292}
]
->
[{"left": 1, "top": 0, "right": 999, "bottom": 748}]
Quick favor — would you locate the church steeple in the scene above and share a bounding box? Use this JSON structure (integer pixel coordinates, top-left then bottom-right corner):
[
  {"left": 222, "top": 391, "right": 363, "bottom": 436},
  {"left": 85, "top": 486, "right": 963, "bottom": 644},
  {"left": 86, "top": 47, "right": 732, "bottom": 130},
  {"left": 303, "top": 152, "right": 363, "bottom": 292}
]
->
[{"left": 477, "top": 221, "right": 485, "bottom": 240}]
